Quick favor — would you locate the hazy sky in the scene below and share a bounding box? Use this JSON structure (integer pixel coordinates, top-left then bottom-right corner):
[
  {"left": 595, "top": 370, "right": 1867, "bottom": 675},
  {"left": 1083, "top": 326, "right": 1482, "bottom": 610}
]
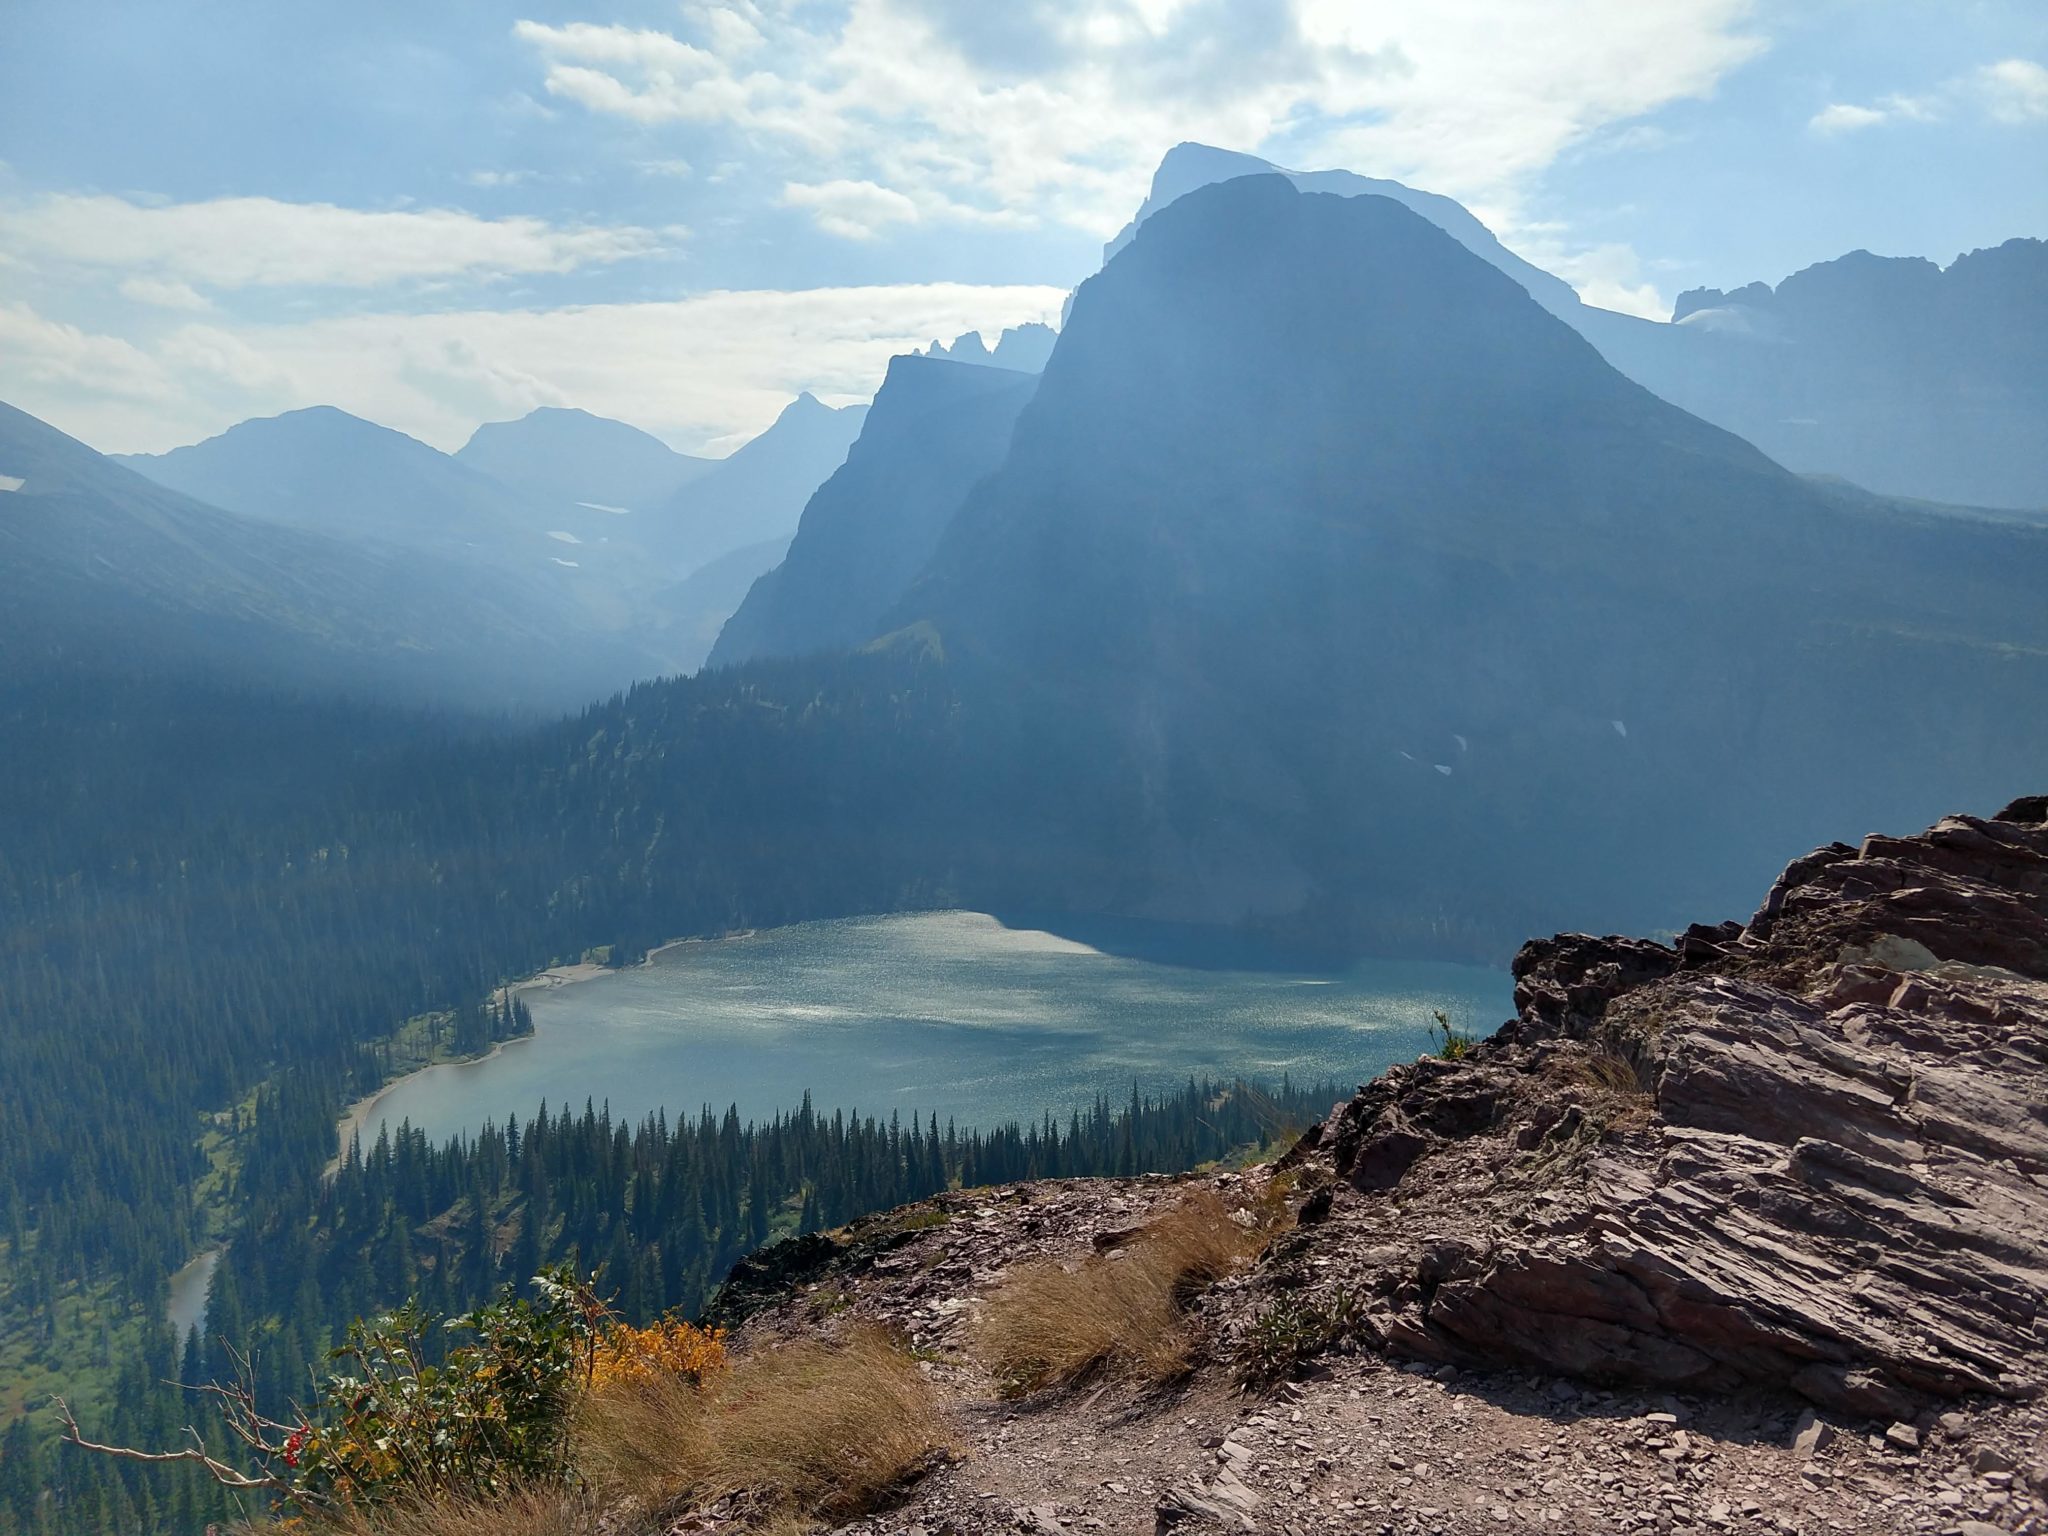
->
[{"left": 2, "top": 0, "right": 2042, "bottom": 455}]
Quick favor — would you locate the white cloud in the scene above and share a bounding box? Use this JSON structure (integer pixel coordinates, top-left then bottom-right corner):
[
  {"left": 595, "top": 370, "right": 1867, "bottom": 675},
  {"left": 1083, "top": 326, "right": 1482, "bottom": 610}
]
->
[
  {"left": 514, "top": 0, "right": 1764, "bottom": 235},
  {"left": 0, "top": 301, "right": 177, "bottom": 403},
  {"left": 1810, "top": 91, "right": 1941, "bottom": 134},
  {"left": 0, "top": 284, "right": 1067, "bottom": 456},
  {"left": 513, "top": 20, "right": 743, "bottom": 125},
  {"left": 782, "top": 179, "right": 921, "bottom": 239},
  {"left": 692, "top": 4, "right": 765, "bottom": 58},
  {"left": 0, "top": 193, "right": 668, "bottom": 292},
  {"left": 117, "top": 276, "right": 211, "bottom": 311},
  {"left": 1813, "top": 59, "right": 2046, "bottom": 136},
  {"left": 1978, "top": 57, "right": 2048, "bottom": 123},
  {"left": 1513, "top": 233, "right": 1672, "bottom": 320},
  {"left": 1809, "top": 102, "right": 1887, "bottom": 135},
  {"left": 634, "top": 157, "right": 696, "bottom": 178},
  {"left": 1299, "top": 1, "right": 1760, "bottom": 211}
]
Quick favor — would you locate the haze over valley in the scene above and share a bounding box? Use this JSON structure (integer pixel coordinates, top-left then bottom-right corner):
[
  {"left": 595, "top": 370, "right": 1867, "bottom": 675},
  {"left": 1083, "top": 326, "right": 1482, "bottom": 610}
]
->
[{"left": 2, "top": 5, "right": 2045, "bottom": 1532}]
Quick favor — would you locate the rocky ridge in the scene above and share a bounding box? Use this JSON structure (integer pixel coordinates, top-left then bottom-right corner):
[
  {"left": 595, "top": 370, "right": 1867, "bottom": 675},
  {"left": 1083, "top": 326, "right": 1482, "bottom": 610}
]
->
[
  {"left": 1279, "top": 796, "right": 2048, "bottom": 1420},
  {"left": 703, "top": 799, "right": 2048, "bottom": 1535}
]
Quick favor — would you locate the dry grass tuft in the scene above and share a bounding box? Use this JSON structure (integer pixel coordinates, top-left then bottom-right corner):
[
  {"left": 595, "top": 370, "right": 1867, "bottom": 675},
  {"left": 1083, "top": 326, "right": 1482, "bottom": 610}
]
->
[
  {"left": 293, "top": 1485, "right": 599, "bottom": 1536},
  {"left": 578, "top": 1323, "right": 949, "bottom": 1527},
  {"left": 1546, "top": 1048, "right": 1657, "bottom": 1135},
  {"left": 974, "top": 1187, "right": 1279, "bottom": 1397}
]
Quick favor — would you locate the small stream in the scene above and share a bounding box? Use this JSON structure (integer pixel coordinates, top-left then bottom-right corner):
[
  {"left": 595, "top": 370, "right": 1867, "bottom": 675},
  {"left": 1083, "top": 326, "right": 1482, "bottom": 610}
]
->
[{"left": 166, "top": 1247, "right": 222, "bottom": 1343}]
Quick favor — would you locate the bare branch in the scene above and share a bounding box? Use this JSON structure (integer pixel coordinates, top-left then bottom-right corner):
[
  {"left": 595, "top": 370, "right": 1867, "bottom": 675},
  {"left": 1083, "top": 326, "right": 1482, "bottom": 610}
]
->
[{"left": 52, "top": 1397, "right": 284, "bottom": 1494}]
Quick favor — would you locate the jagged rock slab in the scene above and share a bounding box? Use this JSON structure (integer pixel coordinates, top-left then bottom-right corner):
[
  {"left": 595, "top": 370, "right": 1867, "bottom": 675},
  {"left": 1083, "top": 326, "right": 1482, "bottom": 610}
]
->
[{"left": 1285, "top": 797, "right": 2048, "bottom": 1418}]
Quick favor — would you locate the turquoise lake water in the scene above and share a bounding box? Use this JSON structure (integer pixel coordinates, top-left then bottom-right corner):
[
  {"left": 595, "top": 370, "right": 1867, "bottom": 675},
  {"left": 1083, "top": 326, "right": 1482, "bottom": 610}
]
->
[{"left": 344, "top": 911, "right": 1513, "bottom": 1147}]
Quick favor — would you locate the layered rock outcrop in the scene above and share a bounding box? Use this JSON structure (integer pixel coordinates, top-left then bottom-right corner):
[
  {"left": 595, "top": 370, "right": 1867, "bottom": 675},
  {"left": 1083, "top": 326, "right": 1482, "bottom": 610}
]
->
[{"left": 1282, "top": 798, "right": 2048, "bottom": 1418}]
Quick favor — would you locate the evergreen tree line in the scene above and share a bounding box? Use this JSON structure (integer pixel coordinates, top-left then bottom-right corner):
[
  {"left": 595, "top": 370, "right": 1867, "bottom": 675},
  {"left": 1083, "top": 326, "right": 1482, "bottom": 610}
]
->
[
  {"left": 1, "top": 649, "right": 1113, "bottom": 1314},
  {"left": 0, "top": 1076, "right": 1338, "bottom": 1536},
  {"left": 0, "top": 652, "right": 1333, "bottom": 1536}
]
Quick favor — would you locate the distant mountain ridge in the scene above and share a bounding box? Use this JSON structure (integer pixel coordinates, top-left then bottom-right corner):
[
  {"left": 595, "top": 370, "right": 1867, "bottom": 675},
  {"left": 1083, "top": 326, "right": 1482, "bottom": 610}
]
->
[
  {"left": 109, "top": 396, "right": 873, "bottom": 688},
  {"left": 1634, "top": 237, "right": 2048, "bottom": 509},
  {"left": 456, "top": 406, "right": 715, "bottom": 517},
  {"left": 882, "top": 174, "right": 2048, "bottom": 944},
  {"left": 1113, "top": 144, "right": 2048, "bottom": 510},
  {"left": 0, "top": 400, "right": 655, "bottom": 707},
  {"left": 919, "top": 324, "right": 1059, "bottom": 372},
  {"left": 116, "top": 406, "right": 552, "bottom": 552},
  {"left": 711, "top": 356, "right": 1036, "bottom": 668},
  {"left": 649, "top": 392, "right": 868, "bottom": 573}
]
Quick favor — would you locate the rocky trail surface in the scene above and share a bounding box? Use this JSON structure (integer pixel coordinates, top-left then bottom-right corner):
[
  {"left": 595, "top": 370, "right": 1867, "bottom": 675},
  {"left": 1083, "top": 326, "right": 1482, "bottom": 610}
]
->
[{"left": 692, "top": 799, "right": 2048, "bottom": 1536}]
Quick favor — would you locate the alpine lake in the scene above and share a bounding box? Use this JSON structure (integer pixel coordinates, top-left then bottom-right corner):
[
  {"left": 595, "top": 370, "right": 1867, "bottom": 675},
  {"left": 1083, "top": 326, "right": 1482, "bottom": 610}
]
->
[{"left": 343, "top": 911, "right": 1514, "bottom": 1148}]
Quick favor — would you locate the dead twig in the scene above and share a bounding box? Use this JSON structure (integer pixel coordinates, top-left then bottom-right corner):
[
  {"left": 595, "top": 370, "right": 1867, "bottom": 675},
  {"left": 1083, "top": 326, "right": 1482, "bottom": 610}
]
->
[{"left": 52, "top": 1396, "right": 285, "bottom": 1495}]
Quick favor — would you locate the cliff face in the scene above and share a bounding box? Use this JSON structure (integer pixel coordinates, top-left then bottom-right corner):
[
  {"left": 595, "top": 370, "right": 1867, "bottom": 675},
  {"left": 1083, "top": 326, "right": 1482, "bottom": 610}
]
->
[
  {"left": 704, "top": 801, "right": 2048, "bottom": 1535},
  {"left": 887, "top": 175, "right": 2048, "bottom": 951},
  {"left": 710, "top": 356, "right": 1036, "bottom": 669}
]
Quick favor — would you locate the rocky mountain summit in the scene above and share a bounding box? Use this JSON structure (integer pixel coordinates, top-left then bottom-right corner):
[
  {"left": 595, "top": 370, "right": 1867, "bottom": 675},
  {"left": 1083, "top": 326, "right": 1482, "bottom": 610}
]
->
[{"left": 700, "top": 799, "right": 2048, "bottom": 1536}]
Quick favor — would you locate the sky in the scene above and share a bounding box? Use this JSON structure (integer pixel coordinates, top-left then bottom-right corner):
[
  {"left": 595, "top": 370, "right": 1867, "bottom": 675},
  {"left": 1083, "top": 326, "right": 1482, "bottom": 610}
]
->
[{"left": 1, "top": 0, "right": 2042, "bottom": 457}]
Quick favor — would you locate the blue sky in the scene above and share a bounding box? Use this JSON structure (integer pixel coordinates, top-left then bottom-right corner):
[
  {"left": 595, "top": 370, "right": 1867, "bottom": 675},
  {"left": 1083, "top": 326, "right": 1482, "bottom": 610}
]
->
[{"left": 1, "top": 0, "right": 2042, "bottom": 455}]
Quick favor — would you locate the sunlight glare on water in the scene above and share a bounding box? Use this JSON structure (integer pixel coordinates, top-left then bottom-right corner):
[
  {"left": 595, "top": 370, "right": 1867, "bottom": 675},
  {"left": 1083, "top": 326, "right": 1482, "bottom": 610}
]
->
[{"left": 350, "top": 912, "right": 1512, "bottom": 1143}]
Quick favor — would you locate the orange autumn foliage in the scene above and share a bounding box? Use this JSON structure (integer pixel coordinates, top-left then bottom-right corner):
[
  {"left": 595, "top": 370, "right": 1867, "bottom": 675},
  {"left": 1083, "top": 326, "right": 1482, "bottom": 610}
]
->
[{"left": 585, "top": 1317, "right": 728, "bottom": 1393}]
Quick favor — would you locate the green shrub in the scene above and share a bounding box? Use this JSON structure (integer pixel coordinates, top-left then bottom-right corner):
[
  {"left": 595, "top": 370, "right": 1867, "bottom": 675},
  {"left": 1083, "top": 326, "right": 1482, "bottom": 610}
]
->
[
  {"left": 294, "top": 1264, "right": 600, "bottom": 1509},
  {"left": 1427, "top": 1008, "right": 1475, "bottom": 1061},
  {"left": 1236, "top": 1287, "right": 1368, "bottom": 1386},
  {"left": 60, "top": 1263, "right": 605, "bottom": 1518}
]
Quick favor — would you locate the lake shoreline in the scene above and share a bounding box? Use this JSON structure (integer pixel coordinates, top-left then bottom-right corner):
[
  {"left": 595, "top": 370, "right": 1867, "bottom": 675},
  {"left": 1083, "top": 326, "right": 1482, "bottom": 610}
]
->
[
  {"left": 336, "top": 911, "right": 1513, "bottom": 1155},
  {"left": 330, "top": 931, "right": 752, "bottom": 1169}
]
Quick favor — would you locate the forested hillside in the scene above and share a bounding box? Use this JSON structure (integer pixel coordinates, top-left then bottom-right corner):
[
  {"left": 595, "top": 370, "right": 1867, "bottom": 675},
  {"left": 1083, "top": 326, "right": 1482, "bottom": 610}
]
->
[
  {"left": 0, "top": 645, "right": 1143, "bottom": 1531},
  {"left": 8, "top": 134, "right": 2046, "bottom": 1536}
]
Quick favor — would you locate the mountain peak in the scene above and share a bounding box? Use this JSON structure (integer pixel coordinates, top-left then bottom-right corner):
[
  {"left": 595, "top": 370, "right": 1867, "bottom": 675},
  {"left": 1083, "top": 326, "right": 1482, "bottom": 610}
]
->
[
  {"left": 921, "top": 323, "right": 1058, "bottom": 373},
  {"left": 1105, "top": 143, "right": 1583, "bottom": 319},
  {"left": 454, "top": 405, "right": 710, "bottom": 514},
  {"left": 273, "top": 404, "right": 389, "bottom": 432},
  {"left": 888, "top": 165, "right": 2047, "bottom": 942},
  {"left": 710, "top": 347, "right": 1038, "bottom": 668},
  {"left": 195, "top": 404, "right": 437, "bottom": 456},
  {"left": 753, "top": 391, "right": 864, "bottom": 443},
  {"left": 649, "top": 391, "right": 870, "bottom": 572},
  {"left": 910, "top": 168, "right": 1776, "bottom": 669}
]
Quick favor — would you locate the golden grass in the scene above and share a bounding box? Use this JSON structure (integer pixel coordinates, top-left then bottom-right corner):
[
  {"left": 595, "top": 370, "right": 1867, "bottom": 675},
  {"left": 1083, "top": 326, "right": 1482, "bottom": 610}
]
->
[
  {"left": 1546, "top": 1048, "right": 1657, "bottom": 1136},
  {"left": 290, "top": 1486, "right": 599, "bottom": 1536},
  {"left": 577, "top": 1323, "right": 949, "bottom": 1527},
  {"left": 974, "top": 1187, "right": 1278, "bottom": 1397}
]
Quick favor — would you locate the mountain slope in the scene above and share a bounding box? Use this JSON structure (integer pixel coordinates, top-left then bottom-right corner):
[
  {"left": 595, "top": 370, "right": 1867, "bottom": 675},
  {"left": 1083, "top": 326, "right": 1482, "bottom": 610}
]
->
[
  {"left": 697, "top": 801, "right": 2048, "bottom": 1536},
  {"left": 649, "top": 393, "right": 868, "bottom": 572},
  {"left": 0, "top": 400, "right": 654, "bottom": 707},
  {"left": 889, "top": 174, "right": 2048, "bottom": 946},
  {"left": 1596, "top": 237, "right": 2048, "bottom": 509},
  {"left": 455, "top": 406, "right": 714, "bottom": 516},
  {"left": 116, "top": 406, "right": 557, "bottom": 551},
  {"left": 710, "top": 356, "right": 1036, "bottom": 668},
  {"left": 650, "top": 536, "right": 793, "bottom": 673},
  {"left": 1105, "top": 142, "right": 1582, "bottom": 317},
  {"left": 1116, "top": 144, "right": 2048, "bottom": 509}
]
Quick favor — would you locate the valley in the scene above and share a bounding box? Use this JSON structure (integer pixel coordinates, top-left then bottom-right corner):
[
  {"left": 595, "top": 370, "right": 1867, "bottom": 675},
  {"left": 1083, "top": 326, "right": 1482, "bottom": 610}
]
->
[{"left": 0, "top": 19, "right": 2043, "bottom": 1526}]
